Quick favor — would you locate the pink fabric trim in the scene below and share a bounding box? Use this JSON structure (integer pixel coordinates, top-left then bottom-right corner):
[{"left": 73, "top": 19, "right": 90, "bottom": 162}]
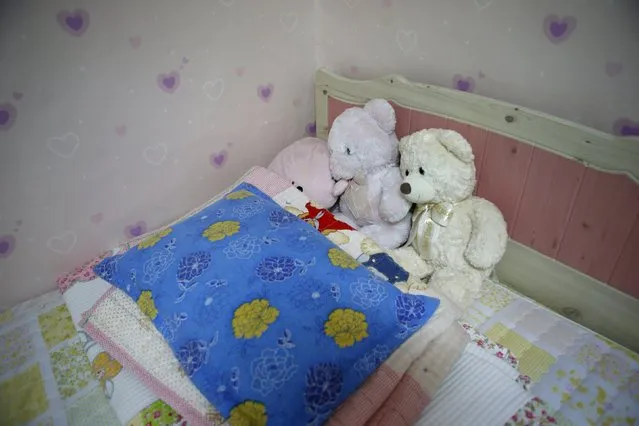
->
[
  {"left": 366, "top": 374, "right": 430, "bottom": 426},
  {"left": 245, "top": 166, "right": 292, "bottom": 196},
  {"left": 80, "top": 286, "right": 116, "bottom": 323},
  {"left": 328, "top": 365, "right": 401, "bottom": 426},
  {"left": 327, "top": 366, "right": 431, "bottom": 426},
  {"left": 83, "top": 320, "right": 211, "bottom": 426},
  {"left": 56, "top": 251, "right": 110, "bottom": 293}
]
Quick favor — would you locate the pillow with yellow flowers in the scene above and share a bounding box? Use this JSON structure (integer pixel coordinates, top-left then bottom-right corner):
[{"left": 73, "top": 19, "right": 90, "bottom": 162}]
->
[{"left": 94, "top": 183, "right": 439, "bottom": 426}]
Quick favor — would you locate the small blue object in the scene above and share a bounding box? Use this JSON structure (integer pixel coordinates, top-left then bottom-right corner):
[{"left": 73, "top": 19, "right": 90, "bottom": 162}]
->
[
  {"left": 362, "top": 252, "right": 410, "bottom": 284},
  {"left": 94, "top": 183, "right": 439, "bottom": 426}
]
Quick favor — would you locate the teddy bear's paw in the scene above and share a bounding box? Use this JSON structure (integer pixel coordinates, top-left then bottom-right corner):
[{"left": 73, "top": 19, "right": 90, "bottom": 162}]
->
[
  {"left": 388, "top": 246, "right": 433, "bottom": 278},
  {"left": 332, "top": 179, "right": 349, "bottom": 197},
  {"left": 395, "top": 276, "right": 429, "bottom": 295},
  {"left": 408, "top": 279, "right": 430, "bottom": 295},
  {"left": 428, "top": 268, "right": 483, "bottom": 312}
]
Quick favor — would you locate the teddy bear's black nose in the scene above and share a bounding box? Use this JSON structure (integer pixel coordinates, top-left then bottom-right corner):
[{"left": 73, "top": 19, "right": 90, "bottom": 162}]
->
[
  {"left": 400, "top": 183, "right": 411, "bottom": 194},
  {"left": 296, "top": 185, "right": 304, "bottom": 192}
]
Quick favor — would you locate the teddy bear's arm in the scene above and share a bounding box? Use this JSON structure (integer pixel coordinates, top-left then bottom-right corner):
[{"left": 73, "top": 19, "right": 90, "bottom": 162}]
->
[
  {"left": 428, "top": 267, "right": 483, "bottom": 312},
  {"left": 464, "top": 199, "right": 509, "bottom": 270},
  {"left": 379, "top": 168, "right": 412, "bottom": 223}
]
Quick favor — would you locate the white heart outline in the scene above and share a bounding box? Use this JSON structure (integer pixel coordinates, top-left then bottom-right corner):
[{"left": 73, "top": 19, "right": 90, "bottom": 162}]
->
[
  {"left": 473, "top": 0, "right": 495, "bottom": 10},
  {"left": 343, "top": 0, "right": 361, "bottom": 9},
  {"left": 203, "top": 79, "right": 225, "bottom": 101},
  {"left": 396, "top": 29, "right": 417, "bottom": 53},
  {"left": 143, "top": 143, "right": 168, "bottom": 166},
  {"left": 46, "top": 132, "right": 80, "bottom": 159},
  {"left": 47, "top": 231, "right": 77, "bottom": 254},
  {"left": 280, "top": 12, "right": 299, "bottom": 33}
]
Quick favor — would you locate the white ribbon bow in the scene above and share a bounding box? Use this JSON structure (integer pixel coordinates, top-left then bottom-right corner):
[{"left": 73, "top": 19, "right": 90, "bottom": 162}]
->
[{"left": 406, "top": 202, "right": 456, "bottom": 259}]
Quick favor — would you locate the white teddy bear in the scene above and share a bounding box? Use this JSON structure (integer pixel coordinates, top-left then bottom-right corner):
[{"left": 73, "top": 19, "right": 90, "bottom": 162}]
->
[
  {"left": 398, "top": 128, "right": 508, "bottom": 311},
  {"left": 328, "top": 99, "right": 412, "bottom": 249}
]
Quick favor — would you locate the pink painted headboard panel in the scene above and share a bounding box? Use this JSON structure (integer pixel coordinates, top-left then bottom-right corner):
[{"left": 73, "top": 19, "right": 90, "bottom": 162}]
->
[
  {"left": 556, "top": 170, "right": 639, "bottom": 284},
  {"left": 475, "top": 132, "right": 534, "bottom": 234},
  {"left": 511, "top": 148, "right": 585, "bottom": 258},
  {"left": 327, "top": 98, "right": 639, "bottom": 299}
]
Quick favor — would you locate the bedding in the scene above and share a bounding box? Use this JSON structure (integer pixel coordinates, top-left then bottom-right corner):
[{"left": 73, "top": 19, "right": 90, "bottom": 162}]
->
[
  {"left": 91, "top": 182, "right": 442, "bottom": 426},
  {"left": 63, "top": 167, "right": 465, "bottom": 425},
  {"left": 59, "top": 263, "right": 639, "bottom": 426},
  {"left": 0, "top": 290, "right": 119, "bottom": 426},
  {"left": 52, "top": 165, "right": 637, "bottom": 425},
  {"left": 62, "top": 275, "right": 187, "bottom": 426}
]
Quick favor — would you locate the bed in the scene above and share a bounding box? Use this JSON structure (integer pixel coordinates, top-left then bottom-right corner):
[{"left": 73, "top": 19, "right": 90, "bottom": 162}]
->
[{"left": 1, "top": 69, "right": 638, "bottom": 426}]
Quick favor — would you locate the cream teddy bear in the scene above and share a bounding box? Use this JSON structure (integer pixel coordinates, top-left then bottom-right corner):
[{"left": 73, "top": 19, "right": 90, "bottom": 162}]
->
[
  {"left": 398, "top": 128, "right": 508, "bottom": 311},
  {"left": 328, "top": 99, "right": 412, "bottom": 249}
]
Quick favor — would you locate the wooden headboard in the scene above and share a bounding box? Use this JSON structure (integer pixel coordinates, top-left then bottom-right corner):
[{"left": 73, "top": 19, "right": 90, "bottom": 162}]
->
[{"left": 314, "top": 68, "right": 639, "bottom": 353}]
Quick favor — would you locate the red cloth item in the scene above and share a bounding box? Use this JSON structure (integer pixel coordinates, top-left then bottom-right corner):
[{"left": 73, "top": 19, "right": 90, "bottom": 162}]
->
[{"left": 298, "top": 202, "right": 354, "bottom": 235}]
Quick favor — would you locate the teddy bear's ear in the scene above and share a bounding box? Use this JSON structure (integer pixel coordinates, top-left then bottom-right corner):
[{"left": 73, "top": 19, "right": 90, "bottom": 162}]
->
[
  {"left": 437, "top": 130, "right": 474, "bottom": 163},
  {"left": 398, "top": 134, "right": 409, "bottom": 151},
  {"left": 363, "top": 99, "right": 396, "bottom": 135}
]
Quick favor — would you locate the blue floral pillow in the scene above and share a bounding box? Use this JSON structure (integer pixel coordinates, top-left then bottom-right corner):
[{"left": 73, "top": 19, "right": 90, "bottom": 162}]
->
[{"left": 94, "top": 183, "right": 440, "bottom": 426}]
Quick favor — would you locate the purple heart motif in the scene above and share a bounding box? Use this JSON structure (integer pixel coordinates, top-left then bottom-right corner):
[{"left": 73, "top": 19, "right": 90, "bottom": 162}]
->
[
  {"left": 210, "top": 150, "right": 228, "bottom": 169},
  {"left": 605, "top": 61, "right": 623, "bottom": 77},
  {"left": 613, "top": 118, "right": 639, "bottom": 137},
  {"left": 305, "top": 122, "right": 317, "bottom": 137},
  {"left": 157, "top": 71, "right": 180, "bottom": 94},
  {"left": 543, "top": 15, "right": 576, "bottom": 44},
  {"left": 257, "top": 84, "right": 274, "bottom": 102},
  {"left": 0, "top": 235, "right": 16, "bottom": 259},
  {"left": 57, "top": 9, "right": 90, "bottom": 36},
  {"left": 453, "top": 75, "right": 476, "bottom": 93},
  {"left": 0, "top": 103, "right": 17, "bottom": 131},
  {"left": 125, "top": 221, "right": 147, "bottom": 238}
]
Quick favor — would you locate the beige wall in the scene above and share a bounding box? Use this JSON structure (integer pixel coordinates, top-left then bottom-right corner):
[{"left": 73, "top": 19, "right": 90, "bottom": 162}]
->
[
  {"left": 0, "top": 0, "right": 316, "bottom": 306},
  {"left": 316, "top": 0, "right": 639, "bottom": 134},
  {"left": 1, "top": 0, "right": 638, "bottom": 307}
]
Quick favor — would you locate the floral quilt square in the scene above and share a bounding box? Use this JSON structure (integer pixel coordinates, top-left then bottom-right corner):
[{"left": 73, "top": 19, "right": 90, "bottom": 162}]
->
[
  {"left": 38, "top": 304, "right": 76, "bottom": 349},
  {"left": 65, "top": 386, "right": 120, "bottom": 426},
  {"left": 0, "top": 308, "right": 13, "bottom": 325},
  {"left": 127, "top": 399, "right": 185, "bottom": 426},
  {"left": 0, "top": 324, "right": 35, "bottom": 376},
  {"left": 50, "top": 340, "right": 93, "bottom": 399},
  {"left": 479, "top": 280, "right": 515, "bottom": 312},
  {"left": 0, "top": 363, "right": 49, "bottom": 425},
  {"left": 486, "top": 323, "right": 555, "bottom": 382}
]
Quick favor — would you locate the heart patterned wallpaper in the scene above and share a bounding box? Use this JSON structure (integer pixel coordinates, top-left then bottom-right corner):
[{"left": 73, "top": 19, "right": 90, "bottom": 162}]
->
[
  {"left": 316, "top": 0, "right": 639, "bottom": 136},
  {"left": 0, "top": 0, "right": 316, "bottom": 306},
  {"left": 1, "top": 0, "right": 638, "bottom": 307}
]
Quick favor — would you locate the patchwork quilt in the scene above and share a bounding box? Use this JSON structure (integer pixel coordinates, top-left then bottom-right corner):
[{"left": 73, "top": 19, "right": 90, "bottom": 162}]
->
[
  {"left": 0, "top": 290, "right": 119, "bottom": 426},
  {"left": 465, "top": 281, "right": 639, "bottom": 426}
]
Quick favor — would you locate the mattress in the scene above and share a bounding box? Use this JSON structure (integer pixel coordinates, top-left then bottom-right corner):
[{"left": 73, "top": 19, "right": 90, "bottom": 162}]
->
[{"left": 0, "top": 290, "right": 119, "bottom": 426}]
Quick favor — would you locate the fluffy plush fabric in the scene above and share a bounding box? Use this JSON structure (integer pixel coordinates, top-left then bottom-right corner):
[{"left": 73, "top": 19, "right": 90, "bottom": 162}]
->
[
  {"left": 327, "top": 99, "right": 412, "bottom": 249},
  {"left": 268, "top": 137, "right": 340, "bottom": 209},
  {"left": 398, "top": 129, "right": 508, "bottom": 311}
]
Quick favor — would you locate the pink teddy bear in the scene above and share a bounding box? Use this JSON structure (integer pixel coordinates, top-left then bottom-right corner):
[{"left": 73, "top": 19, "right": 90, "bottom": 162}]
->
[{"left": 267, "top": 137, "right": 347, "bottom": 209}]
